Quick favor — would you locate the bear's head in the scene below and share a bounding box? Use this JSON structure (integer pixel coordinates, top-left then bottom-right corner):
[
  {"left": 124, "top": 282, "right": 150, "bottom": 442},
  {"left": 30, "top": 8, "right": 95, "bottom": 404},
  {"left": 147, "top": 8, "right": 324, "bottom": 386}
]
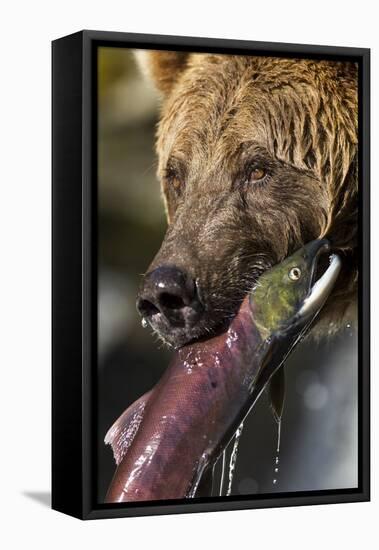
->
[{"left": 136, "top": 51, "right": 358, "bottom": 348}]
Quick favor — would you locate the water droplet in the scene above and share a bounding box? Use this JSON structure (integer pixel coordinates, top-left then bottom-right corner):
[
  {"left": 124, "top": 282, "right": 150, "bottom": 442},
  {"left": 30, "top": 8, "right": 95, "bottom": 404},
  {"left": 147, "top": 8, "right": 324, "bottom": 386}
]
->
[
  {"left": 223, "top": 422, "right": 244, "bottom": 497},
  {"left": 226, "top": 329, "right": 238, "bottom": 349},
  {"left": 272, "top": 421, "right": 282, "bottom": 486},
  {"left": 141, "top": 318, "right": 148, "bottom": 328},
  {"left": 346, "top": 323, "right": 351, "bottom": 329}
]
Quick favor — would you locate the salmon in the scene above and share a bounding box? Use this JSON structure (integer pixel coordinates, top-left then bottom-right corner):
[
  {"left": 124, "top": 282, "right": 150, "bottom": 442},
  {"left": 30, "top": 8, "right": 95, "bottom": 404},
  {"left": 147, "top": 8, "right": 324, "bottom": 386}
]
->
[{"left": 105, "top": 240, "right": 341, "bottom": 502}]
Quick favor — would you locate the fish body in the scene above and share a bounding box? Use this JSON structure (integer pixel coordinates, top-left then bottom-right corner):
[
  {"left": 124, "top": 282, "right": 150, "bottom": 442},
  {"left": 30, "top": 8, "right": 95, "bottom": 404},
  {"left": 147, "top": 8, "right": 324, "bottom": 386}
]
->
[
  {"left": 105, "top": 240, "right": 341, "bottom": 503},
  {"left": 105, "top": 297, "right": 266, "bottom": 502}
]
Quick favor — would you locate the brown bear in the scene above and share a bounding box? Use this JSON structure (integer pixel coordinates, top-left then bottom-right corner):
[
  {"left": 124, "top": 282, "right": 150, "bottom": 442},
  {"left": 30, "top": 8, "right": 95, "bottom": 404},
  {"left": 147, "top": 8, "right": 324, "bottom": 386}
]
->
[{"left": 136, "top": 51, "right": 358, "bottom": 349}]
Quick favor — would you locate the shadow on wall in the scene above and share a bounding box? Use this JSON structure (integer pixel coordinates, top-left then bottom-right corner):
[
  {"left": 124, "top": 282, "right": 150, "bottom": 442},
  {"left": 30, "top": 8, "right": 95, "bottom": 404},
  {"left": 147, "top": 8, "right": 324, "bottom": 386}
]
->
[{"left": 22, "top": 491, "right": 51, "bottom": 508}]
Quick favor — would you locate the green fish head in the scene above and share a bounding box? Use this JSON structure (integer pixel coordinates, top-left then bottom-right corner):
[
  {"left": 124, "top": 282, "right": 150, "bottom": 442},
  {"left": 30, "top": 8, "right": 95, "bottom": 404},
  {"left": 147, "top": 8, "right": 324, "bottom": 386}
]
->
[{"left": 250, "top": 239, "right": 341, "bottom": 340}]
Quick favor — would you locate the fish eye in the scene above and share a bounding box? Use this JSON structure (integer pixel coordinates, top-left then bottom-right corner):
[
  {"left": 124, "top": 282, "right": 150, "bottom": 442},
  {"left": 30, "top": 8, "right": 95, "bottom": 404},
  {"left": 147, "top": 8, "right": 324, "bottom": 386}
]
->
[{"left": 289, "top": 267, "right": 302, "bottom": 281}]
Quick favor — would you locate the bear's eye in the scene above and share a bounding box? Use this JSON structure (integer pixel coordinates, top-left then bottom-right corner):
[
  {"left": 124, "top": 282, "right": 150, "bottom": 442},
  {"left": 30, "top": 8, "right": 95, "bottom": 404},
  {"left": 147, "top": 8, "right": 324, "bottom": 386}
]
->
[
  {"left": 170, "top": 176, "right": 182, "bottom": 191},
  {"left": 248, "top": 166, "right": 266, "bottom": 182},
  {"left": 163, "top": 166, "right": 183, "bottom": 194},
  {"left": 163, "top": 163, "right": 183, "bottom": 194}
]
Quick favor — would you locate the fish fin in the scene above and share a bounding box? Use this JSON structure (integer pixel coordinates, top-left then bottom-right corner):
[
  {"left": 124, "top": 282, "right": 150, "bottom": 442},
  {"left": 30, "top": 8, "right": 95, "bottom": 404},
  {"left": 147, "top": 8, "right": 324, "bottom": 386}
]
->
[
  {"left": 267, "top": 365, "right": 286, "bottom": 424},
  {"left": 104, "top": 390, "right": 152, "bottom": 465}
]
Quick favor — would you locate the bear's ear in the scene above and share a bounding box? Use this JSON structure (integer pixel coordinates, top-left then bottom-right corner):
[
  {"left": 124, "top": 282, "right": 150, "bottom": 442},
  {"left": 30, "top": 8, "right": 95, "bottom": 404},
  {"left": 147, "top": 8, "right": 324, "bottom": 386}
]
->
[{"left": 134, "top": 50, "right": 189, "bottom": 95}]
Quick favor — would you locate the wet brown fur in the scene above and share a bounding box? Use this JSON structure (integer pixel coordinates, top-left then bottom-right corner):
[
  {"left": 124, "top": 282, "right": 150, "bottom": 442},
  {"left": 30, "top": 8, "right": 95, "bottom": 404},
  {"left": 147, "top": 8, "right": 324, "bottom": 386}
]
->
[{"left": 139, "top": 51, "right": 358, "bottom": 344}]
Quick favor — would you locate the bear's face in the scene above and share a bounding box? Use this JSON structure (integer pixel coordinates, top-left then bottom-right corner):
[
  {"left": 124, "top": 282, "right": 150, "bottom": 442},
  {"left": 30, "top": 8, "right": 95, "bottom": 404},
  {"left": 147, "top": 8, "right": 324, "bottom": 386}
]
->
[{"left": 137, "top": 53, "right": 357, "bottom": 348}]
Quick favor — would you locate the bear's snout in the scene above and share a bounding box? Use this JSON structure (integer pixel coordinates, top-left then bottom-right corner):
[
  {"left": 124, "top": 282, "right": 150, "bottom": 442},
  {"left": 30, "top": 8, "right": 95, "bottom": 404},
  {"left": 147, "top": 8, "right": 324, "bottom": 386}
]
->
[{"left": 137, "top": 265, "right": 204, "bottom": 346}]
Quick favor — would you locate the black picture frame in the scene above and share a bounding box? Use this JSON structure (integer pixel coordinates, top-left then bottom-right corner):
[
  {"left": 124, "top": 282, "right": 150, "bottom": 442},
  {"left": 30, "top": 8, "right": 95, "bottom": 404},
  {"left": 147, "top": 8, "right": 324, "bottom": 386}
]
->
[{"left": 52, "top": 30, "right": 370, "bottom": 520}]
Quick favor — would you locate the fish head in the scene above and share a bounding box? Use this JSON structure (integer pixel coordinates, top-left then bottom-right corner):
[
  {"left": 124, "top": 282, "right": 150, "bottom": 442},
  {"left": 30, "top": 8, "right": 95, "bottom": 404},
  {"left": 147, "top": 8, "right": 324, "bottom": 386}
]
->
[{"left": 250, "top": 239, "right": 341, "bottom": 340}]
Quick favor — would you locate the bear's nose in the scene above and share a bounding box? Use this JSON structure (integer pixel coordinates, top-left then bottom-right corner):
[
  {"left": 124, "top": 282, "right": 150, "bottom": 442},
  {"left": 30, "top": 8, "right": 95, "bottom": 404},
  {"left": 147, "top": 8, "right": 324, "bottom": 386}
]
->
[{"left": 137, "top": 265, "right": 202, "bottom": 327}]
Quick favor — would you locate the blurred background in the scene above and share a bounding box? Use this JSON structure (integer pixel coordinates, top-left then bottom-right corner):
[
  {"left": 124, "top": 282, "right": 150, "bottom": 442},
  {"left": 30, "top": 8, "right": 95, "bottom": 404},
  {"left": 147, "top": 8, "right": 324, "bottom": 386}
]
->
[{"left": 97, "top": 47, "right": 358, "bottom": 503}]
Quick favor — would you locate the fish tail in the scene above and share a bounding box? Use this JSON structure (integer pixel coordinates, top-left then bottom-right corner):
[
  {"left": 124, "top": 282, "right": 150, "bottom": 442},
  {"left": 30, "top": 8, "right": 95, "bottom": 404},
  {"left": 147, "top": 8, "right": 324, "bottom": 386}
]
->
[{"left": 104, "top": 389, "right": 153, "bottom": 465}]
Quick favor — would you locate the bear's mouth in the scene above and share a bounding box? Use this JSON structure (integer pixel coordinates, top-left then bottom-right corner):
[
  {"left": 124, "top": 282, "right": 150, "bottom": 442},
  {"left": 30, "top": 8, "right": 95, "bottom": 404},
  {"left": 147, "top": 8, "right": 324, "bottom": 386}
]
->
[
  {"left": 142, "top": 278, "right": 262, "bottom": 350},
  {"left": 141, "top": 271, "right": 273, "bottom": 348},
  {"left": 140, "top": 243, "right": 338, "bottom": 349},
  {"left": 190, "top": 272, "right": 264, "bottom": 344},
  {"left": 191, "top": 244, "right": 338, "bottom": 346}
]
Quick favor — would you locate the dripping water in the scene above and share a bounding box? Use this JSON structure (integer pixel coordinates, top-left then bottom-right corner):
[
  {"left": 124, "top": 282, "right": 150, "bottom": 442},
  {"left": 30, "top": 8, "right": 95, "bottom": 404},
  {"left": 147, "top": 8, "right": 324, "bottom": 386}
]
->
[
  {"left": 188, "top": 453, "right": 209, "bottom": 497},
  {"left": 210, "top": 462, "right": 216, "bottom": 497},
  {"left": 226, "top": 422, "right": 244, "bottom": 496},
  {"left": 219, "top": 448, "right": 227, "bottom": 496},
  {"left": 272, "top": 420, "right": 281, "bottom": 486}
]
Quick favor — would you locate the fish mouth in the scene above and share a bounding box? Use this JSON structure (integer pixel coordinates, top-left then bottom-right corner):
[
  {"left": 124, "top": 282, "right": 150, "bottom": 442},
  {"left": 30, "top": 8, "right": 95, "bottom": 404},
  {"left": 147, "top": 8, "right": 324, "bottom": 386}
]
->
[{"left": 295, "top": 239, "right": 342, "bottom": 326}]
